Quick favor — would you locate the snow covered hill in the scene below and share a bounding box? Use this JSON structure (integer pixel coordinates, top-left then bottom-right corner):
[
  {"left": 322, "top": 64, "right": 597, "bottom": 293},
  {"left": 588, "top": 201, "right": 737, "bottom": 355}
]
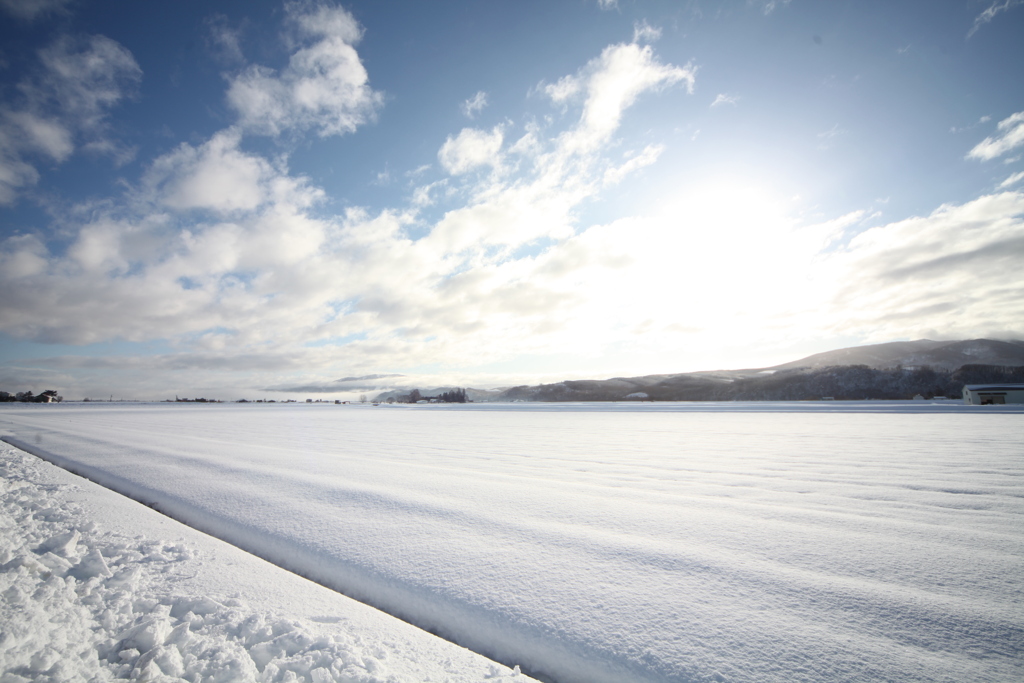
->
[
  {"left": 488, "top": 339, "right": 1024, "bottom": 402},
  {"left": 765, "top": 338, "right": 1024, "bottom": 372}
]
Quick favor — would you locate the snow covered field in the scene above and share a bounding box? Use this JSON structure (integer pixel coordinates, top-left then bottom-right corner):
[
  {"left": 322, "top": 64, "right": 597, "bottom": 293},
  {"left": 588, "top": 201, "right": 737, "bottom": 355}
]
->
[
  {"left": 0, "top": 441, "right": 534, "bottom": 683},
  {"left": 2, "top": 402, "right": 1022, "bottom": 683}
]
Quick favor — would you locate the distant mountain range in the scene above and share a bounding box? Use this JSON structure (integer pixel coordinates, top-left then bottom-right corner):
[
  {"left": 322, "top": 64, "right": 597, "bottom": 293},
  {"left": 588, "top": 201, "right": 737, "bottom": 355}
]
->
[{"left": 376, "top": 339, "right": 1024, "bottom": 403}]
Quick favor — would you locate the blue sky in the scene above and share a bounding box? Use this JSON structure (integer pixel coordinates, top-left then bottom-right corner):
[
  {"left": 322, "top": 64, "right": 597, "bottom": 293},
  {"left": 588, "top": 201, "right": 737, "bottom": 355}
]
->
[{"left": 1, "top": 0, "right": 1022, "bottom": 400}]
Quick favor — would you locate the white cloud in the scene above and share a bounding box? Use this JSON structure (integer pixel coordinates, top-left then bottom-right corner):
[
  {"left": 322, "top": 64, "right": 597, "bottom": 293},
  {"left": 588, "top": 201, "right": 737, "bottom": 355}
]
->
[
  {"left": 0, "top": 39, "right": 697, "bottom": 367},
  {"left": 25, "top": 30, "right": 1014, "bottom": 394},
  {"left": 5, "top": 112, "right": 73, "bottom": 161},
  {"left": 0, "top": 152, "right": 39, "bottom": 205},
  {"left": 437, "top": 127, "right": 504, "bottom": 175},
  {"left": 597, "top": 0, "right": 618, "bottom": 10},
  {"left": 0, "top": 39, "right": 715, "bottom": 392},
  {"left": 968, "top": 0, "right": 1023, "bottom": 38},
  {"left": 145, "top": 129, "right": 277, "bottom": 213},
  {"left": 461, "top": 91, "right": 488, "bottom": 119},
  {"left": 999, "top": 171, "right": 1024, "bottom": 188},
  {"left": 0, "top": 34, "right": 140, "bottom": 205},
  {"left": 602, "top": 144, "right": 664, "bottom": 186},
  {"left": 549, "top": 43, "right": 695, "bottom": 154},
  {"left": 711, "top": 93, "right": 739, "bottom": 108},
  {"left": 542, "top": 75, "right": 582, "bottom": 105},
  {"left": 226, "top": 1, "right": 382, "bottom": 137},
  {"left": 824, "top": 192, "right": 1024, "bottom": 340},
  {"left": 37, "top": 35, "right": 142, "bottom": 133},
  {"left": 633, "top": 21, "right": 662, "bottom": 43},
  {"left": 0, "top": 0, "right": 70, "bottom": 21},
  {"left": 967, "top": 111, "right": 1024, "bottom": 161}
]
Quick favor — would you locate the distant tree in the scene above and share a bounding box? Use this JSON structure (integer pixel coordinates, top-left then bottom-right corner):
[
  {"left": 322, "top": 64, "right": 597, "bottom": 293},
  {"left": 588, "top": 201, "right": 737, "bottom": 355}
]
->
[
  {"left": 408, "top": 389, "right": 422, "bottom": 403},
  {"left": 360, "top": 394, "right": 367, "bottom": 403},
  {"left": 439, "top": 388, "right": 467, "bottom": 403}
]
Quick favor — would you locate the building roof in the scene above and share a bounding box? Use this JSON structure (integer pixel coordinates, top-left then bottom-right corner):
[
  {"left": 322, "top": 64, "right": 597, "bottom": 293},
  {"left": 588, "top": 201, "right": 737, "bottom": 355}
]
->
[{"left": 963, "top": 384, "right": 1024, "bottom": 391}]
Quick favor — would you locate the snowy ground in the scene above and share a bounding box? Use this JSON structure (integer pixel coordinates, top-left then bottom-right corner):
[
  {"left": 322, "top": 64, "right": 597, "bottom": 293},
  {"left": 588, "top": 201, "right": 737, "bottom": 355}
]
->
[
  {"left": 0, "top": 440, "right": 532, "bottom": 682},
  {"left": 1, "top": 401, "right": 1022, "bottom": 683}
]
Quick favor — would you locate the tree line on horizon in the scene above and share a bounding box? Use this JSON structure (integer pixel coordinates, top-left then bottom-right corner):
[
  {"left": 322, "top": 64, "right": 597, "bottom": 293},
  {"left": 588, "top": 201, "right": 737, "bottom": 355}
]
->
[
  {"left": 392, "top": 388, "right": 469, "bottom": 403},
  {"left": 0, "top": 390, "right": 62, "bottom": 403}
]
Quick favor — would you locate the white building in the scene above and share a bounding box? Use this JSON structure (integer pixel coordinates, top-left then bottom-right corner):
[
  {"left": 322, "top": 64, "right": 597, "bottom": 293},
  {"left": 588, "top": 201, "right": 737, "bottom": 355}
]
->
[{"left": 963, "top": 384, "right": 1024, "bottom": 405}]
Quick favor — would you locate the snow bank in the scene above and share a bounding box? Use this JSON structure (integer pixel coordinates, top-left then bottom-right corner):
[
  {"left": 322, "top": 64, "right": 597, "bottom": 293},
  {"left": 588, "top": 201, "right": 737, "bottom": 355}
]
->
[
  {"left": 2, "top": 403, "right": 1023, "bottom": 683},
  {"left": 0, "top": 444, "right": 532, "bottom": 682}
]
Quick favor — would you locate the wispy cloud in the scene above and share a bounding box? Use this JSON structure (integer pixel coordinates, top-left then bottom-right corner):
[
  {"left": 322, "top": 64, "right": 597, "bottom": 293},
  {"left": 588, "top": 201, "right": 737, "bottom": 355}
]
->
[
  {"left": 0, "top": 34, "right": 141, "bottom": 204},
  {"left": 950, "top": 114, "right": 992, "bottom": 134},
  {"left": 633, "top": 21, "right": 662, "bottom": 43},
  {"left": 999, "top": 171, "right": 1024, "bottom": 188},
  {"left": 968, "top": 0, "right": 1023, "bottom": 38},
  {"left": 205, "top": 14, "right": 247, "bottom": 65},
  {"left": 226, "top": 2, "right": 383, "bottom": 137},
  {"left": 967, "top": 111, "right": 1024, "bottom": 161},
  {"left": 597, "top": 0, "right": 618, "bottom": 10},
  {"left": 711, "top": 93, "right": 739, "bottom": 108},
  {"left": 817, "top": 123, "right": 847, "bottom": 150},
  {"left": 461, "top": 91, "right": 488, "bottom": 119},
  {"left": 750, "top": 0, "right": 792, "bottom": 15},
  {"left": 0, "top": 0, "right": 71, "bottom": 21},
  {"left": 602, "top": 144, "right": 664, "bottom": 186},
  {"left": 541, "top": 43, "right": 695, "bottom": 152}
]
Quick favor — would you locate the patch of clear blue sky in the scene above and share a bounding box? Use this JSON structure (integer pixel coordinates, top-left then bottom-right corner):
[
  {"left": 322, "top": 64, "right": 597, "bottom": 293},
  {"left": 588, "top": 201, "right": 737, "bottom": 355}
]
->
[{"left": 0, "top": 0, "right": 1021, "bottom": 362}]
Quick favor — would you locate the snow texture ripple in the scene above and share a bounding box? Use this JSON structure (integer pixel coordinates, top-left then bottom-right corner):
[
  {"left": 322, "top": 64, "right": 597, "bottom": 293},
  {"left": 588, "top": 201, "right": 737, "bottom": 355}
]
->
[
  {"left": 1, "top": 402, "right": 1022, "bottom": 683},
  {"left": 0, "top": 444, "right": 531, "bottom": 682}
]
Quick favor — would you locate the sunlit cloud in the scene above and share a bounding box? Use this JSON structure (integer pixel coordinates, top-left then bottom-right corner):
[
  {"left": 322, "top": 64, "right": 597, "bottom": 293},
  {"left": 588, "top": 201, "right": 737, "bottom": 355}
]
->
[
  {"left": 967, "top": 111, "right": 1024, "bottom": 161},
  {"left": 0, "top": 38, "right": 699, "bottom": 393},
  {"left": 226, "top": 2, "right": 383, "bottom": 137},
  {"left": 544, "top": 43, "right": 695, "bottom": 154},
  {"left": 438, "top": 126, "right": 504, "bottom": 175},
  {"left": 824, "top": 192, "right": 1024, "bottom": 341},
  {"left": 602, "top": 144, "right": 663, "bottom": 185},
  {"left": 1000, "top": 171, "right": 1024, "bottom": 188},
  {"left": 711, "top": 93, "right": 739, "bottom": 108}
]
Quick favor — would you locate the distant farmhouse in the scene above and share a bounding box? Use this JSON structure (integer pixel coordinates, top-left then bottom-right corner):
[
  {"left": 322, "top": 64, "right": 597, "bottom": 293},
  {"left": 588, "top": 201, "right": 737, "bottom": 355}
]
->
[{"left": 963, "top": 384, "right": 1024, "bottom": 405}]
